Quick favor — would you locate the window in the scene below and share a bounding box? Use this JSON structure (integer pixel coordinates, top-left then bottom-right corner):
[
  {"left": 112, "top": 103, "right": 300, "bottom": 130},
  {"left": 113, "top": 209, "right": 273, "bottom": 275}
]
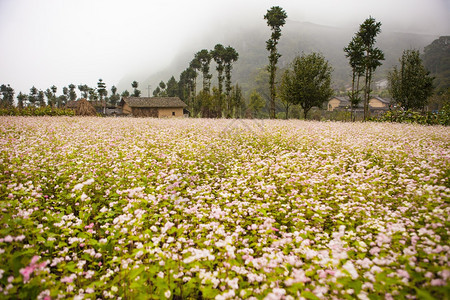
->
[{"left": 172, "top": 112, "right": 175, "bottom": 116}]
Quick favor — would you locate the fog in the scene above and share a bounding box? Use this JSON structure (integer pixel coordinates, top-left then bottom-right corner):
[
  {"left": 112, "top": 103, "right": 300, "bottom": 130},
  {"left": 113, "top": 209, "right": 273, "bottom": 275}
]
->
[{"left": 0, "top": 0, "right": 448, "bottom": 96}]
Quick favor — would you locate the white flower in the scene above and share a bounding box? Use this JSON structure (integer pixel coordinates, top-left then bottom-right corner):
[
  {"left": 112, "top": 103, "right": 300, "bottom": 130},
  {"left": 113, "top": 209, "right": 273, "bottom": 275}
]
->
[
  {"left": 164, "top": 290, "right": 171, "bottom": 298},
  {"left": 342, "top": 261, "right": 358, "bottom": 279}
]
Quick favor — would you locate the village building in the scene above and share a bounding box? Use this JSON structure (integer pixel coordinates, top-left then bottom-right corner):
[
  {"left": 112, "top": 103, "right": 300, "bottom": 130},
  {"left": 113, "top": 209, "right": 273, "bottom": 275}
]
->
[
  {"left": 328, "top": 96, "right": 352, "bottom": 111},
  {"left": 119, "top": 97, "right": 187, "bottom": 117},
  {"left": 327, "top": 96, "right": 391, "bottom": 114}
]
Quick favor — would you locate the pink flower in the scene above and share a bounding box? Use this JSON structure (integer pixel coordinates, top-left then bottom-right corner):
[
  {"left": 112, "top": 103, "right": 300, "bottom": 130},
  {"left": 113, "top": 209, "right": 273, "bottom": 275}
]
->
[
  {"left": 19, "top": 266, "right": 34, "bottom": 282},
  {"left": 19, "top": 256, "right": 47, "bottom": 282},
  {"left": 430, "top": 279, "right": 445, "bottom": 286},
  {"left": 271, "top": 227, "right": 279, "bottom": 232},
  {"left": 369, "top": 247, "right": 380, "bottom": 256},
  {"left": 61, "top": 276, "right": 74, "bottom": 283},
  {"left": 30, "top": 256, "right": 40, "bottom": 265},
  {"left": 318, "top": 269, "right": 327, "bottom": 278},
  {"left": 397, "top": 269, "right": 410, "bottom": 279}
]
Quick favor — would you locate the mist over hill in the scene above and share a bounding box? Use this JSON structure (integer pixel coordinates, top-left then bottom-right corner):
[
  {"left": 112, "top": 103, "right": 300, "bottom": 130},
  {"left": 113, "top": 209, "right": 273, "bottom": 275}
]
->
[{"left": 117, "top": 20, "right": 438, "bottom": 97}]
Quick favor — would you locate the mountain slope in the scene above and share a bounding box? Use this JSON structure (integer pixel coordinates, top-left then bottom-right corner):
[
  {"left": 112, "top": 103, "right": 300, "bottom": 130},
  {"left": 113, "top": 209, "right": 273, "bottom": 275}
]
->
[{"left": 118, "top": 21, "right": 438, "bottom": 96}]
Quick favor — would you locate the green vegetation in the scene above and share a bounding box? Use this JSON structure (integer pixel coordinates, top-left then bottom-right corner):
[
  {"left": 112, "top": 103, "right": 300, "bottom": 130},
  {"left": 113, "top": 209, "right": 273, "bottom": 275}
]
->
[
  {"left": 0, "top": 106, "right": 75, "bottom": 116},
  {"left": 373, "top": 104, "right": 450, "bottom": 126},
  {"left": 264, "top": 6, "right": 287, "bottom": 119},
  {"left": 280, "top": 53, "right": 333, "bottom": 119},
  {"left": 422, "top": 36, "right": 450, "bottom": 93},
  {"left": 388, "top": 49, "right": 434, "bottom": 111}
]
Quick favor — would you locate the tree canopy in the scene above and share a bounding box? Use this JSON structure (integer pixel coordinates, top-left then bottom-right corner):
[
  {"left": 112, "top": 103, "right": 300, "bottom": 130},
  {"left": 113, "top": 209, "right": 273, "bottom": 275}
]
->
[
  {"left": 388, "top": 49, "right": 434, "bottom": 111},
  {"left": 280, "top": 53, "right": 333, "bottom": 119}
]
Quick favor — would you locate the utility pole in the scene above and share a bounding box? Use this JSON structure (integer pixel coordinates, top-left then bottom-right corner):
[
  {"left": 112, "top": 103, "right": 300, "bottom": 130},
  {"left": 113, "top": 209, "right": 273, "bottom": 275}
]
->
[{"left": 147, "top": 85, "right": 151, "bottom": 97}]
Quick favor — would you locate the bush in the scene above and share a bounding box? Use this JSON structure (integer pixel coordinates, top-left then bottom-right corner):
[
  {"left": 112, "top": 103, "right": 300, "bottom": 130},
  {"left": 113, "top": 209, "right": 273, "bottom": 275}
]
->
[
  {"left": 0, "top": 107, "right": 75, "bottom": 117},
  {"left": 372, "top": 104, "right": 450, "bottom": 126}
]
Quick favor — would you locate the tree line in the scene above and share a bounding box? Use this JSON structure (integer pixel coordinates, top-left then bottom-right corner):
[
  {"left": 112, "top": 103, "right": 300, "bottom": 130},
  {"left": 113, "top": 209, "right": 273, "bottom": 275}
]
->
[{"left": 1, "top": 7, "right": 438, "bottom": 120}]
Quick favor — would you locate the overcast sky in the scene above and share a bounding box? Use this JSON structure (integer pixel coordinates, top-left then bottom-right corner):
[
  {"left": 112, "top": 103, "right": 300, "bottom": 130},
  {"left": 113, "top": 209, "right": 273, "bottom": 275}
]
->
[{"left": 1, "top": 0, "right": 449, "bottom": 96}]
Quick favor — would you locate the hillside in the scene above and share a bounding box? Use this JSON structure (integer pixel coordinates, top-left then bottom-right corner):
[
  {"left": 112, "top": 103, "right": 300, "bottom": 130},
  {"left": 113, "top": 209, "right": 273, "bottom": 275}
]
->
[
  {"left": 422, "top": 36, "right": 450, "bottom": 92},
  {"left": 118, "top": 20, "right": 438, "bottom": 97}
]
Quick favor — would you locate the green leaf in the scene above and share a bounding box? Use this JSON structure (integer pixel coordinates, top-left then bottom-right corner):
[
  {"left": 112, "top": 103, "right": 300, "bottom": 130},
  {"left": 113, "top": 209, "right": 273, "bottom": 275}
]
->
[
  {"left": 414, "top": 288, "right": 435, "bottom": 300},
  {"left": 301, "top": 290, "right": 320, "bottom": 300},
  {"left": 202, "top": 286, "right": 219, "bottom": 298}
]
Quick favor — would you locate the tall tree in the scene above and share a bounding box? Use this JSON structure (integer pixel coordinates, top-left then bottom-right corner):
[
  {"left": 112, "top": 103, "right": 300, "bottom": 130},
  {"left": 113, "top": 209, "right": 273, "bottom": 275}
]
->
[
  {"left": 279, "top": 73, "right": 293, "bottom": 119},
  {"left": 0, "top": 84, "right": 14, "bottom": 108},
  {"left": 388, "top": 49, "right": 434, "bottom": 111},
  {"left": 344, "top": 35, "right": 365, "bottom": 121},
  {"left": 280, "top": 53, "right": 333, "bottom": 120},
  {"left": 109, "top": 85, "right": 120, "bottom": 106},
  {"left": 264, "top": 6, "right": 287, "bottom": 119},
  {"left": 37, "top": 90, "right": 45, "bottom": 107},
  {"left": 211, "top": 44, "right": 226, "bottom": 116},
  {"left": 357, "top": 16, "right": 384, "bottom": 120},
  {"left": 28, "top": 86, "right": 38, "bottom": 107},
  {"left": 44, "top": 89, "right": 54, "bottom": 107},
  {"left": 78, "top": 84, "right": 89, "bottom": 99},
  {"left": 230, "top": 84, "right": 243, "bottom": 118},
  {"left": 248, "top": 90, "right": 265, "bottom": 118},
  {"left": 166, "top": 76, "right": 178, "bottom": 97},
  {"left": 195, "top": 49, "right": 213, "bottom": 93},
  {"left": 189, "top": 57, "right": 201, "bottom": 101},
  {"left": 87, "top": 88, "right": 97, "bottom": 102},
  {"left": 223, "top": 46, "right": 239, "bottom": 117},
  {"left": 17, "top": 92, "right": 26, "bottom": 109},
  {"left": 97, "top": 79, "right": 107, "bottom": 102},
  {"left": 68, "top": 84, "right": 77, "bottom": 101},
  {"left": 158, "top": 81, "right": 167, "bottom": 96},
  {"left": 48, "top": 85, "right": 57, "bottom": 107},
  {"left": 132, "top": 81, "right": 141, "bottom": 97},
  {"left": 153, "top": 86, "right": 161, "bottom": 97}
]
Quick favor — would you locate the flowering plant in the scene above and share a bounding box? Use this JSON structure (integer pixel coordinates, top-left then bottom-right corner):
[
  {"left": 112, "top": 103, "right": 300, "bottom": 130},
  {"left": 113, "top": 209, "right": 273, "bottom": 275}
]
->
[{"left": 0, "top": 117, "right": 448, "bottom": 299}]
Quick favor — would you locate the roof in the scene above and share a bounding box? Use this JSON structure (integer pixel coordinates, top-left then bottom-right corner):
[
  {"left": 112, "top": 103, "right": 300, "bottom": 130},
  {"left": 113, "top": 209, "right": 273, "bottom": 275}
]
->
[
  {"left": 122, "top": 97, "right": 187, "bottom": 108},
  {"left": 330, "top": 96, "right": 349, "bottom": 102}
]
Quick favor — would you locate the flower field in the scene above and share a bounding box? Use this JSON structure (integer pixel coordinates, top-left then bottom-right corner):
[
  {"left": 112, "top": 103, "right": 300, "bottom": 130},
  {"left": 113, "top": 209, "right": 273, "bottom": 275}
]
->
[{"left": 0, "top": 116, "right": 449, "bottom": 300}]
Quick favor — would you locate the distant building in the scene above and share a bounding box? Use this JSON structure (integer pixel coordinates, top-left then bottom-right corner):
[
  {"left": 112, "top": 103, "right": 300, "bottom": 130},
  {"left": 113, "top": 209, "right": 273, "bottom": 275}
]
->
[
  {"left": 369, "top": 96, "right": 391, "bottom": 113},
  {"left": 328, "top": 96, "right": 391, "bottom": 114},
  {"left": 119, "top": 97, "right": 187, "bottom": 117},
  {"left": 327, "top": 96, "right": 351, "bottom": 111}
]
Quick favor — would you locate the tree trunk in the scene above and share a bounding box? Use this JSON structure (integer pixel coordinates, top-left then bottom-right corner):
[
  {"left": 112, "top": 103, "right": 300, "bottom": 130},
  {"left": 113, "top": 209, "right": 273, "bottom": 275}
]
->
[
  {"left": 364, "top": 66, "right": 370, "bottom": 121},
  {"left": 350, "top": 70, "right": 356, "bottom": 122},
  {"left": 270, "top": 66, "right": 276, "bottom": 119},
  {"left": 355, "top": 74, "right": 361, "bottom": 122}
]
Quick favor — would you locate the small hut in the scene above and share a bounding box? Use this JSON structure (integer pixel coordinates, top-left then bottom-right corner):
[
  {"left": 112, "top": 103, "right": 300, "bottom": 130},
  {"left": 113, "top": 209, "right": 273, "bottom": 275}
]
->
[{"left": 65, "top": 98, "right": 97, "bottom": 116}]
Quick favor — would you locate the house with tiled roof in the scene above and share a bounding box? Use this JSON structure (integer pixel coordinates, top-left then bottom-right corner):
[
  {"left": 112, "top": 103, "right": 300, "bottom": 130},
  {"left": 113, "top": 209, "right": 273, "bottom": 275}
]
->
[{"left": 119, "top": 97, "right": 187, "bottom": 117}]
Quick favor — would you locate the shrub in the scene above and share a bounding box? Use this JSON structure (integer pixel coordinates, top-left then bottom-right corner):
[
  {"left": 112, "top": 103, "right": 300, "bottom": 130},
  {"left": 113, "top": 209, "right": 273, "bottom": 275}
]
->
[{"left": 0, "top": 107, "right": 75, "bottom": 117}]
